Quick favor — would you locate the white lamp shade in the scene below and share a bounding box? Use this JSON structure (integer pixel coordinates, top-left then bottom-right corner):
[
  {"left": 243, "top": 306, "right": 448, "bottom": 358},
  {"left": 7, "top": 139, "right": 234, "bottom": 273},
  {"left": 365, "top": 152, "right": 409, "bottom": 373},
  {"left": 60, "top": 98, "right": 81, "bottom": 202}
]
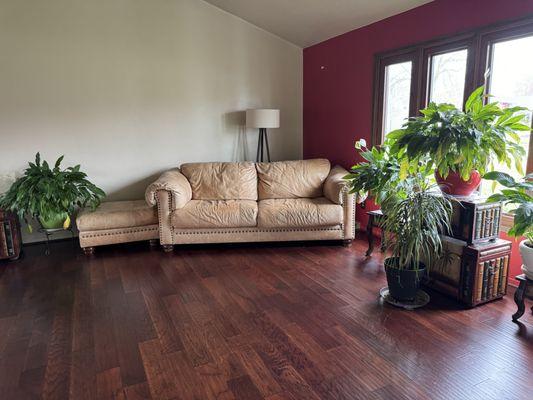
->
[{"left": 246, "top": 109, "right": 280, "bottom": 128}]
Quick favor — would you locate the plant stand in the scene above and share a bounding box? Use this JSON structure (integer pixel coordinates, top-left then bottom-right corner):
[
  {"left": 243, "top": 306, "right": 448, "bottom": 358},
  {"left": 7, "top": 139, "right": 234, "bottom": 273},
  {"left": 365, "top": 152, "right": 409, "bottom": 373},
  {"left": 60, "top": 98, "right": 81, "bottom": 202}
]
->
[
  {"left": 512, "top": 274, "right": 533, "bottom": 322},
  {"left": 38, "top": 226, "right": 75, "bottom": 256},
  {"left": 366, "top": 210, "right": 386, "bottom": 256},
  {"left": 379, "top": 287, "right": 430, "bottom": 310}
]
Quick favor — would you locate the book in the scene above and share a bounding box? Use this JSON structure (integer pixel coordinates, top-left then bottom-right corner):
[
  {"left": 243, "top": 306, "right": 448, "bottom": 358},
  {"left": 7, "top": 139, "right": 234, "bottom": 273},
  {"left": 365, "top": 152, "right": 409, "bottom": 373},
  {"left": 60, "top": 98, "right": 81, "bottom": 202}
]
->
[
  {"left": 492, "top": 257, "right": 500, "bottom": 298},
  {"left": 486, "top": 261, "right": 494, "bottom": 300},
  {"left": 476, "top": 261, "right": 484, "bottom": 301},
  {"left": 501, "top": 255, "right": 509, "bottom": 294},
  {"left": 492, "top": 208, "right": 500, "bottom": 237},
  {"left": 474, "top": 211, "right": 483, "bottom": 240}
]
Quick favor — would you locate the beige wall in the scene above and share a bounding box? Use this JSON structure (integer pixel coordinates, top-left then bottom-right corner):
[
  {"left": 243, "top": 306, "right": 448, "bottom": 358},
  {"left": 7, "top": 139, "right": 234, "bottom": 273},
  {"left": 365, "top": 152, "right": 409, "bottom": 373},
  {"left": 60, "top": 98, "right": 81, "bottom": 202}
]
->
[{"left": 0, "top": 0, "right": 302, "bottom": 241}]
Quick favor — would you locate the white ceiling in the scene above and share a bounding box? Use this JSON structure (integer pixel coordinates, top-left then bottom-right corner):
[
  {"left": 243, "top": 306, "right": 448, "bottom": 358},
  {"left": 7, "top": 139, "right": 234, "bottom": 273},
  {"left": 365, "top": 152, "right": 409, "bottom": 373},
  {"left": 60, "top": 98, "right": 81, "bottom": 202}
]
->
[{"left": 203, "top": 0, "right": 433, "bottom": 47}]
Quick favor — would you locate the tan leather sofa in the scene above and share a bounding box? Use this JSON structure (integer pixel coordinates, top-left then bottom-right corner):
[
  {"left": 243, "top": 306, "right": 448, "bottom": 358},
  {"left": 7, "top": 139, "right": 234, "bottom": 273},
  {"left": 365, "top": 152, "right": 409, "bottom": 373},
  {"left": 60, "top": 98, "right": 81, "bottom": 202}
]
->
[{"left": 145, "top": 159, "right": 358, "bottom": 252}]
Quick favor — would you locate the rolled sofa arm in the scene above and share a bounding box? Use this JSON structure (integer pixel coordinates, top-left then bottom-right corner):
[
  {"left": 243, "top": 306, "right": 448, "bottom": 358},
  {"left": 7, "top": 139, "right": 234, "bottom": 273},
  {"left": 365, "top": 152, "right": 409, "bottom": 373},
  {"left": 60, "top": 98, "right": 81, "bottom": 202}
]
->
[
  {"left": 324, "top": 165, "right": 360, "bottom": 240},
  {"left": 145, "top": 169, "right": 192, "bottom": 210},
  {"left": 324, "top": 165, "right": 350, "bottom": 205}
]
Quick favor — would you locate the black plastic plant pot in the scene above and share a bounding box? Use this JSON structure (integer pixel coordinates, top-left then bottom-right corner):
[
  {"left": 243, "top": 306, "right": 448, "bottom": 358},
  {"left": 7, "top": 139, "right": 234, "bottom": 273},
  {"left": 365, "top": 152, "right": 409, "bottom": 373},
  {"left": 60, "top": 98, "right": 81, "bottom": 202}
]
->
[{"left": 384, "top": 257, "right": 427, "bottom": 302}]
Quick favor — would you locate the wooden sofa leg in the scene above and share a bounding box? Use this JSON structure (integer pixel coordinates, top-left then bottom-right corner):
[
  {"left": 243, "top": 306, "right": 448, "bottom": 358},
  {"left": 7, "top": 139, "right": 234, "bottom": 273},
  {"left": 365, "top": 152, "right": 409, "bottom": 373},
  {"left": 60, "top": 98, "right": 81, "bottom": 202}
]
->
[
  {"left": 342, "top": 239, "right": 352, "bottom": 247},
  {"left": 162, "top": 244, "right": 174, "bottom": 253},
  {"left": 148, "top": 239, "right": 159, "bottom": 248},
  {"left": 83, "top": 247, "right": 95, "bottom": 255}
]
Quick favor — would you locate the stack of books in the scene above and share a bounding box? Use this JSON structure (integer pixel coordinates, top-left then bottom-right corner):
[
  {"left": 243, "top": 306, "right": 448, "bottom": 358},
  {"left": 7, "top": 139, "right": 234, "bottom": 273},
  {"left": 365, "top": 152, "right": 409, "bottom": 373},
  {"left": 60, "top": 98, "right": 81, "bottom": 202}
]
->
[{"left": 425, "top": 194, "right": 512, "bottom": 307}]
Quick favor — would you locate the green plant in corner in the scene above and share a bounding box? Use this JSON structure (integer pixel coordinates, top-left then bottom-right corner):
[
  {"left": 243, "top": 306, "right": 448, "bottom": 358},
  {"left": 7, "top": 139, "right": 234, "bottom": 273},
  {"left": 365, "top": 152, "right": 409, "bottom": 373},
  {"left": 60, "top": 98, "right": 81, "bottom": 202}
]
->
[{"left": 0, "top": 153, "right": 105, "bottom": 231}]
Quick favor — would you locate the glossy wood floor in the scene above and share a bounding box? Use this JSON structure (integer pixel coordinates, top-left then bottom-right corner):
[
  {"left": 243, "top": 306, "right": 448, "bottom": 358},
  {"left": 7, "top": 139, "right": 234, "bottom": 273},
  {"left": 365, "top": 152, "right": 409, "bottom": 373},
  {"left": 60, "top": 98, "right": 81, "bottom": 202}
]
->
[{"left": 0, "top": 237, "right": 531, "bottom": 400}]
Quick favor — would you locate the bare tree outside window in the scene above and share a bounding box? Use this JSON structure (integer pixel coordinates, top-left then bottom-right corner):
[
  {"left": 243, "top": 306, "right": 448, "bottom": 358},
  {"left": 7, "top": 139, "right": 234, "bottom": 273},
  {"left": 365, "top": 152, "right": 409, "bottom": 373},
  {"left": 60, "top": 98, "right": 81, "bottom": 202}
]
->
[
  {"left": 382, "top": 61, "right": 412, "bottom": 139},
  {"left": 429, "top": 49, "right": 468, "bottom": 108}
]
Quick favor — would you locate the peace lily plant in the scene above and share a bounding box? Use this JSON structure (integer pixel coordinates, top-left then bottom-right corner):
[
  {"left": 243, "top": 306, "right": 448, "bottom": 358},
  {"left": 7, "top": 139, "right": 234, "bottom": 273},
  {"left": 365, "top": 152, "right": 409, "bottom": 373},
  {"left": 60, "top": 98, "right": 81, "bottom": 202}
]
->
[
  {"left": 0, "top": 153, "right": 105, "bottom": 231},
  {"left": 388, "top": 86, "right": 529, "bottom": 196}
]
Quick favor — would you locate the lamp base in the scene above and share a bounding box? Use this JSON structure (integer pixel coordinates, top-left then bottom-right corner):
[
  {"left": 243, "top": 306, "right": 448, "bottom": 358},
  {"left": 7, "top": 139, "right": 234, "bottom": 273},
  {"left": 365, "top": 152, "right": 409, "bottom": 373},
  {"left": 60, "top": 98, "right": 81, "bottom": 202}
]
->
[{"left": 256, "top": 128, "right": 271, "bottom": 162}]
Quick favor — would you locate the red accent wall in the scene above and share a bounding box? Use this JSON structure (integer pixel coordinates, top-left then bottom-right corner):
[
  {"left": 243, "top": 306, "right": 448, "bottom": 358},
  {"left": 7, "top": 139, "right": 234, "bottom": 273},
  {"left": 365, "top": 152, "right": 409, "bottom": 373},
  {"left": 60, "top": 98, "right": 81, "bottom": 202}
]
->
[{"left": 303, "top": 0, "right": 533, "bottom": 285}]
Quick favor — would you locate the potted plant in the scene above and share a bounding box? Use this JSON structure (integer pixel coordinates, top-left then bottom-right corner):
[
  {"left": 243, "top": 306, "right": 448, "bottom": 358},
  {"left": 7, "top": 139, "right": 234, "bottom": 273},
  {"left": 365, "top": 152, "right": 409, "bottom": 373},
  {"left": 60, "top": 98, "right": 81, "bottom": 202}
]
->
[
  {"left": 379, "top": 178, "right": 452, "bottom": 301},
  {"left": 484, "top": 171, "right": 533, "bottom": 279},
  {"left": 388, "top": 86, "right": 529, "bottom": 196},
  {"left": 0, "top": 153, "right": 105, "bottom": 231},
  {"left": 345, "top": 140, "right": 451, "bottom": 302}
]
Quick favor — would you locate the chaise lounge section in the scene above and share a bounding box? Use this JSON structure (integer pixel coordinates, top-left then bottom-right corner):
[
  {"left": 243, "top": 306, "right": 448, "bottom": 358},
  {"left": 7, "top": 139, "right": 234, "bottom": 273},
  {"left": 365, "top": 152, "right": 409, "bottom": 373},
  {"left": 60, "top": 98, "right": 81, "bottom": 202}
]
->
[{"left": 146, "top": 159, "right": 358, "bottom": 252}]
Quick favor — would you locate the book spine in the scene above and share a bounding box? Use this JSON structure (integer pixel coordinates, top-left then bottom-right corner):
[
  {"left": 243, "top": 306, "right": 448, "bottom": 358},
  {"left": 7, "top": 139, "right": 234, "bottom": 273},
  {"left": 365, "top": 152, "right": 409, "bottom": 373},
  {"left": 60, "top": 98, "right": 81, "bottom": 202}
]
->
[
  {"left": 498, "top": 257, "right": 505, "bottom": 294},
  {"left": 492, "top": 208, "right": 500, "bottom": 236},
  {"left": 4, "top": 222, "right": 13, "bottom": 256},
  {"left": 475, "top": 211, "right": 482, "bottom": 240},
  {"left": 501, "top": 255, "right": 509, "bottom": 294},
  {"left": 481, "top": 261, "right": 489, "bottom": 300},
  {"left": 476, "top": 261, "right": 484, "bottom": 302},
  {"left": 0, "top": 222, "right": 7, "bottom": 258},
  {"left": 493, "top": 258, "right": 500, "bottom": 298},
  {"left": 487, "top": 261, "right": 495, "bottom": 299},
  {"left": 484, "top": 209, "right": 493, "bottom": 238}
]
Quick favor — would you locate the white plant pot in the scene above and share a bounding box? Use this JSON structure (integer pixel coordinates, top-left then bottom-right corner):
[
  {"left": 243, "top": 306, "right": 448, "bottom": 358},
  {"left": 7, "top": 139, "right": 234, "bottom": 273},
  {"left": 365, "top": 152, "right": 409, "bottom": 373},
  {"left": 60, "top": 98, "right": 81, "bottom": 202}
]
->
[{"left": 519, "top": 239, "right": 533, "bottom": 280}]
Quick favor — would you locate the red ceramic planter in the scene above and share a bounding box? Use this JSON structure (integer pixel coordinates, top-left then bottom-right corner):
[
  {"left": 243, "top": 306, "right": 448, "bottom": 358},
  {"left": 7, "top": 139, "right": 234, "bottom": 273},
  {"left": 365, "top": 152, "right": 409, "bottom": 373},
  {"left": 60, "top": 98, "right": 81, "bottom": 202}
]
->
[{"left": 435, "top": 169, "right": 481, "bottom": 196}]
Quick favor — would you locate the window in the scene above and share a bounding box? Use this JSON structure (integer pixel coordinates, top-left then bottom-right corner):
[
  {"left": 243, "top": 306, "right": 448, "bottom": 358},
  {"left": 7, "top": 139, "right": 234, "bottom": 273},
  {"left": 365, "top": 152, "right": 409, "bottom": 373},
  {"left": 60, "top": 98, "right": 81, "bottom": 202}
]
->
[
  {"left": 382, "top": 61, "right": 412, "bottom": 137},
  {"left": 428, "top": 49, "right": 468, "bottom": 108},
  {"left": 372, "top": 16, "right": 533, "bottom": 148},
  {"left": 478, "top": 34, "right": 533, "bottom": 206},
  {"left": 372, "top": 16, "right": 533, "bottom": 228}
]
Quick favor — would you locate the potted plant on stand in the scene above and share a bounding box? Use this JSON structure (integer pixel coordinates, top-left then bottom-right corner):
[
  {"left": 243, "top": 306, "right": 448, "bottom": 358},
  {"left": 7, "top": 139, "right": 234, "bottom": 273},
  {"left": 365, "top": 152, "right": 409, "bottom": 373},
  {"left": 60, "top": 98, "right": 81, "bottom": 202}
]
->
[
  {"left": 484, "top": 171, "right": 533, "bottom": 279},
  {"left": 345, "top": 140, "right": 452, "bottom": 307},
  {"left": 388, "top": 86, "right": 529, "bottom": 196},
  {"left": 0, "top": 153, "right": 105, "bottom": 232}
]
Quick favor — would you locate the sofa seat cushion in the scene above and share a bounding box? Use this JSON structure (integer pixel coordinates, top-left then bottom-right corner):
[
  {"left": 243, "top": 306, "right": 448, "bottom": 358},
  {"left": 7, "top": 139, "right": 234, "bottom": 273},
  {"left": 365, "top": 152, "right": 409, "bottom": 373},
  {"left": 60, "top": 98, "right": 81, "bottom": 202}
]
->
[
  {"left": 171, "top": 200, "right": 258, "bottom": 229},
  {"left": 256, "top": 159, "right": 331, "bottom": 200},
  {"left": 258, "top": 197, "right": 342, "bottom": 229},
  {"left": 180, "top": 162, "right": 257, "bottom": 200},
  {"left": 77, "top": 200, "right": 158, "bottom": 231}
]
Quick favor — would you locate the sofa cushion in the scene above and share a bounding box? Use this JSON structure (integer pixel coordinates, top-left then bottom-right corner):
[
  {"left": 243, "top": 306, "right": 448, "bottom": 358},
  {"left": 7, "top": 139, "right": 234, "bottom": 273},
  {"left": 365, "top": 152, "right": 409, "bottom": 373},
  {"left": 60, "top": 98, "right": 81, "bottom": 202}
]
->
[
  {"left": 171, "top": 200, "right": 257, "bottom": 229},
  {"left": 257, "top": 197, "right": 342, "bottom": 229},
  {"left": 77, "top": 200, "right": 158, "bottom": 231},
  {"left": 256, "top": 159, "right": 331, "bottom": 200},
  {"left": 180, "top": 162, "right": 257, "bottom": 201}
]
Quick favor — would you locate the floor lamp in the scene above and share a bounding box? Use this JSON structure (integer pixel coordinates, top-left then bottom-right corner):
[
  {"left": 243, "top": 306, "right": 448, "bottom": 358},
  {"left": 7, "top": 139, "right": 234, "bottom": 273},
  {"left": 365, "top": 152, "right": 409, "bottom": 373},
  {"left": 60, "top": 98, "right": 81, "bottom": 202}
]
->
[{"left": 246, "top": 109, "right": 280, "bottom": 162}]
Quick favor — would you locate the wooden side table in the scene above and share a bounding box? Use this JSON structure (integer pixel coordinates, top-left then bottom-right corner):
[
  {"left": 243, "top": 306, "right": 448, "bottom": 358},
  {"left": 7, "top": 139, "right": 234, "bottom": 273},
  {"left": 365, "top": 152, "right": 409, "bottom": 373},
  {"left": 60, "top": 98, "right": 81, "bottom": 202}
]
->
[
  {"left": 512, "top": 273, "right": 533, "bottom": 322},
  {"left": 366, "top": 210, "right": 386, "bottom": 256}
]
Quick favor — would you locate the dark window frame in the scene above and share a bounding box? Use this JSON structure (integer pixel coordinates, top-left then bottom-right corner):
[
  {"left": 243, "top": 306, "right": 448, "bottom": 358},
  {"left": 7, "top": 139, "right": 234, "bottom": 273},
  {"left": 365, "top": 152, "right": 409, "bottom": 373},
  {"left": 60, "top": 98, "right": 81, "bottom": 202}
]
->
[{"left": 371, "top": 14, "right": 533, "bottom": 147}]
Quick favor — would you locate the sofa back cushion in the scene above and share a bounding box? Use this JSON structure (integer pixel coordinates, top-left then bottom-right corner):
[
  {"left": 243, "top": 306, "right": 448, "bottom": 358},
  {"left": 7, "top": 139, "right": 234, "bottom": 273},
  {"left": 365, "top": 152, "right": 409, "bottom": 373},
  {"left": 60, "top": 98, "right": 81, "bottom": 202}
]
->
[
  {"left": 256, "top": 159, "right": 331, "bottom": 200},
  {"left": 180, "top": 162, "right": 257, "bottom": 200}
]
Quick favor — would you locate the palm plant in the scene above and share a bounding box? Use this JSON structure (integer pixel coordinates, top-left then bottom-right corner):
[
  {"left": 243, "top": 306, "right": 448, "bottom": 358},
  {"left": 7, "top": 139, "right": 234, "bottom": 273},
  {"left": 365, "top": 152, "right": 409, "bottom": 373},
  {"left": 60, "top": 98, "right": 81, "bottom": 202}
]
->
[
  {"left": 0, "top": 153, "right": 105, "bottom": 231},
  {"left": 380, "top": 179, "right": 453, "bottom": 270}
]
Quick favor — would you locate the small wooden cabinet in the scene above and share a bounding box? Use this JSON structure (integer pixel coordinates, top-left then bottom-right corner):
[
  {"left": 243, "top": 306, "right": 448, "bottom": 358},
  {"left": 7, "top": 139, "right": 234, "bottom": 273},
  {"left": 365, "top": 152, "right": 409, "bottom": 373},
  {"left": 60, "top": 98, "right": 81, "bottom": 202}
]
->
[
  {"left": 0, "top": 209, "right": 22, "bottom": 261},
  {"left": 450, "top": 195, "right": 502, "bottom": 244}
]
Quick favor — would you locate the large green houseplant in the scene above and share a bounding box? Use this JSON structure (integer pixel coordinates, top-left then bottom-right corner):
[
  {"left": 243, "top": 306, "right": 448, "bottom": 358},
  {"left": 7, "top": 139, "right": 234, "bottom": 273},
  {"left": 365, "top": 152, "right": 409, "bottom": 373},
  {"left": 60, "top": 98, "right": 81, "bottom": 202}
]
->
[
  {"left": 484, "top": 171, "right": 533, "bottom": 280},
  {"left": 388, "top": 86, "right": 529, "bottom": 196},
  {"left": 344, "top": 140, "right": 451, "bottom": 302},
  {"left": 380, "top": 178, "right": 452, "bottom": 301},
  {"left": 0, "top": 153, "right": 105, "bottom": 231}
]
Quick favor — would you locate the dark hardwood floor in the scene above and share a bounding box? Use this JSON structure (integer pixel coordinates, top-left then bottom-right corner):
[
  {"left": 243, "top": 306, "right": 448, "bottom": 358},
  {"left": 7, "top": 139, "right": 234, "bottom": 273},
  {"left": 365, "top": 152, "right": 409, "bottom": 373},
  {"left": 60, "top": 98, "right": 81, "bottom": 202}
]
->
[{"left": 0, "top": 236, "right": 531, "bottom": 400}]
